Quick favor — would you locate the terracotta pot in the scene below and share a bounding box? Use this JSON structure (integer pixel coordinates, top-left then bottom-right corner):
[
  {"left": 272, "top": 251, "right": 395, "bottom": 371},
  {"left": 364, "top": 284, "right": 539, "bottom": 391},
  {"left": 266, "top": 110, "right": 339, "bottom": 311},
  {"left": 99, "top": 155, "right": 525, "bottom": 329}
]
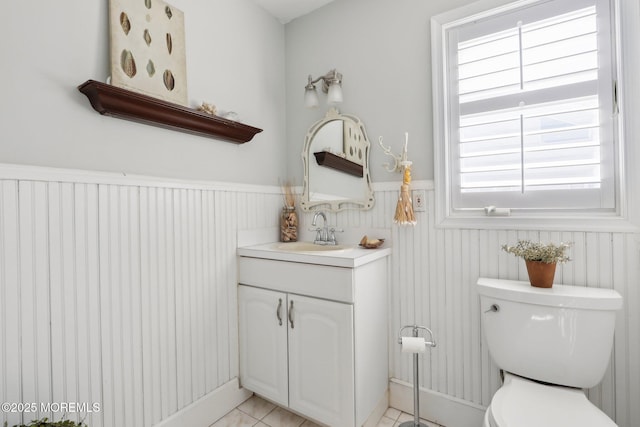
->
[{"left": 525, "top": 260, "right": 557, "bottom": 288}]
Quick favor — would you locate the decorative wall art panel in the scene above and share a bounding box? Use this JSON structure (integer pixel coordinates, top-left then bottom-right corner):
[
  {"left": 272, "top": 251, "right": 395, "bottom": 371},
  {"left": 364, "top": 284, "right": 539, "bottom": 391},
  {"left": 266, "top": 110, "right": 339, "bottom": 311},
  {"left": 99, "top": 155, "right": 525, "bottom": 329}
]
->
[
  {"left": 343, "top": 120, "right": 365, "bottom": 166},
  {"left": 109, "top": 0, "right": 188, "bottom": 106}
]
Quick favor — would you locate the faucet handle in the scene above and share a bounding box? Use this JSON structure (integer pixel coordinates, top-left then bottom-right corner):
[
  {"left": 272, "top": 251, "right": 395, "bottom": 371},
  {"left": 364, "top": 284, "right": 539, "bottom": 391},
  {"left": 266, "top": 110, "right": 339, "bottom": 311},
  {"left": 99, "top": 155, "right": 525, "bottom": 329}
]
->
[
  {"left": 309, "top": 227, "right": 323, "bottom": 243},
  {"left": 328, "top": 227, "right": 343, "bottom": 244}
]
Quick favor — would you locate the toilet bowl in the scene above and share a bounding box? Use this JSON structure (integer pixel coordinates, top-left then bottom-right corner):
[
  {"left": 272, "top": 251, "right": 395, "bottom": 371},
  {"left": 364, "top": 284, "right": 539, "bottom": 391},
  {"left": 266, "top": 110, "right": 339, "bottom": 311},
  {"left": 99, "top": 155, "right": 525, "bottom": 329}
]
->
[
  {"left": 477, "top": 278, "right": 622, "bottom": 427},
  {"left": 481, "top": 373, "right": 616, "bottom": 427}
]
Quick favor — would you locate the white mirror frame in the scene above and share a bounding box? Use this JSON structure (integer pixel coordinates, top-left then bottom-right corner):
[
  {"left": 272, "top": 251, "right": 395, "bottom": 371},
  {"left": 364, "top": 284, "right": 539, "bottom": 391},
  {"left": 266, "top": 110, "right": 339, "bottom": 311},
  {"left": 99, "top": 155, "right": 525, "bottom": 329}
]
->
[{"left": 301, "top": 108, "right": 375, "bottom": 212}]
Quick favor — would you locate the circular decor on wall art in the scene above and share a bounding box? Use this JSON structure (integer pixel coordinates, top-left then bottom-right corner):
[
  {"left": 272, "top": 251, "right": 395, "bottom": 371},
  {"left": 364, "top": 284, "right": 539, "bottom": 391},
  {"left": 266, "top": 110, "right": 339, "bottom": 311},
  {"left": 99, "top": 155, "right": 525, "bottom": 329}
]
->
[{"left": 109, "top": 0, "right": 187, "bottom": 106}]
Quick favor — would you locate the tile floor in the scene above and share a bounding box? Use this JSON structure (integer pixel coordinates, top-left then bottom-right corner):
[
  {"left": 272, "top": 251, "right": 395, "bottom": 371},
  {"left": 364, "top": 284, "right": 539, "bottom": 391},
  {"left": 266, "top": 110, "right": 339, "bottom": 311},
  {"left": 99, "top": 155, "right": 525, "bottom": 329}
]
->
[{"left": 211, "top": 395, "right": 444, "bottom": 427}]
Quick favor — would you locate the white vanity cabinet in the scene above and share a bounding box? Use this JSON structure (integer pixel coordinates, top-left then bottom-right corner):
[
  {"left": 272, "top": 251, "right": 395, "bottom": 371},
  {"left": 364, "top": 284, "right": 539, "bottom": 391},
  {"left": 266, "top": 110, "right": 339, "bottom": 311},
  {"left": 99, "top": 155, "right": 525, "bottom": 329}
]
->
[
  {"left": 237, "top": 243, "right": 390, "bottom": 427},
  {"left": 238, "top": 285, "right": 355, "bottom": 424}
]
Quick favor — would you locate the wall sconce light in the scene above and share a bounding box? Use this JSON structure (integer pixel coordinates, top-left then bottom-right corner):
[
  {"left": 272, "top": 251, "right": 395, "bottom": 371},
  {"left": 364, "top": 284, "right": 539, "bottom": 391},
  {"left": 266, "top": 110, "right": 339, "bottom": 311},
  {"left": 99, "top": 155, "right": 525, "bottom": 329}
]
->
[{"left": 304, "top": 69, "right": 343, "bottom": 108}]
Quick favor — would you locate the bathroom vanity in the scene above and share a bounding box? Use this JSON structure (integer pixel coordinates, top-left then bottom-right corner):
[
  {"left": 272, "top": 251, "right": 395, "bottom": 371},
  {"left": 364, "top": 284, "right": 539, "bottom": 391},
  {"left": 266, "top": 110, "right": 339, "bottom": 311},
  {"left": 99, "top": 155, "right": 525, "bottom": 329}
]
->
[{"left": 237, "top": 242, "right": 391, "bottom": 427}]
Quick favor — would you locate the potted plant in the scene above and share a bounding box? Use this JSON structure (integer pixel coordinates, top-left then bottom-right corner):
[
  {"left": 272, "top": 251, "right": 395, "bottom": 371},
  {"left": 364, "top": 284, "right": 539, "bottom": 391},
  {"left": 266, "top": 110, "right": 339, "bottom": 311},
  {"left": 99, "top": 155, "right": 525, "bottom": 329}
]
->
[{"left": 502, "top": 240, "right": 572, "bottom": 288}]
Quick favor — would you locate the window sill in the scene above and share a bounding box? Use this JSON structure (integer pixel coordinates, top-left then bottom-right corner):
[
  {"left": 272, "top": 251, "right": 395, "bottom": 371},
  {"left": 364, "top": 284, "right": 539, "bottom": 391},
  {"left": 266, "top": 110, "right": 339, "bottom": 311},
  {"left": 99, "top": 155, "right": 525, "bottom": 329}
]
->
[{"left": 435, "top": 211, "right": 640, "bottom": 233}]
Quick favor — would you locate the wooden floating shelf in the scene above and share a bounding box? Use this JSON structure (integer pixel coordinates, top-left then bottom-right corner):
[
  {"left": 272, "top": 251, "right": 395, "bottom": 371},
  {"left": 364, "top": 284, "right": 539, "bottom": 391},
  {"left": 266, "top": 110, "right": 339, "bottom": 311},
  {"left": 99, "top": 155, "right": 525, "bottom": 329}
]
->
[
  {"left": 78, "top": 80, "right": 263, "bottom": 144},
  {"left": 313, "top": 151, "right": 363, "bottom": 177}
]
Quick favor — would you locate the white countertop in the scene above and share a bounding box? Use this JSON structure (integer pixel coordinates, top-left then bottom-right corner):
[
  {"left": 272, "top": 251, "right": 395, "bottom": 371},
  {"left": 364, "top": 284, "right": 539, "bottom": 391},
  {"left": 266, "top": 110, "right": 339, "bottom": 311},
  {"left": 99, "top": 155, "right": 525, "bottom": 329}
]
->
[{"left": 237, "top": 241, "right": 391, "bottom": 268}]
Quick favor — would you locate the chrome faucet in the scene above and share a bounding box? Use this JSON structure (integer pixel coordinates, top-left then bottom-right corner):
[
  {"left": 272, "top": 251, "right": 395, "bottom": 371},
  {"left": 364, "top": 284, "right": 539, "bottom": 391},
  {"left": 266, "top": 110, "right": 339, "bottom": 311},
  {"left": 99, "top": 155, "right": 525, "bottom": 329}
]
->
[
  {"left": 310, "top": 211, "right": 342, "bottom": 245},
  {"left": 311, "top": 211, "right": 328, "bottom": 244}
]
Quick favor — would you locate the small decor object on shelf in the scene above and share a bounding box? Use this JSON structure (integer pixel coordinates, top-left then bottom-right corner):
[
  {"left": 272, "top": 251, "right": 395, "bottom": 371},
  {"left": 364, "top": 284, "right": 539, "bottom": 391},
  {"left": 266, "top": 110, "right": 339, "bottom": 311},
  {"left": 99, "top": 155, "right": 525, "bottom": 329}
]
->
[
  {"left": 502, "top": 240, "right": 572, "bottom": 288},
  {"left": 280, "top": 181, "right": 298, "bottom": 242},
  {"left": 197, "top": 102, "right": 217, "bottom": 116},
  {"left": 217, "top": 110, "right": 240, "bottom": 122}
]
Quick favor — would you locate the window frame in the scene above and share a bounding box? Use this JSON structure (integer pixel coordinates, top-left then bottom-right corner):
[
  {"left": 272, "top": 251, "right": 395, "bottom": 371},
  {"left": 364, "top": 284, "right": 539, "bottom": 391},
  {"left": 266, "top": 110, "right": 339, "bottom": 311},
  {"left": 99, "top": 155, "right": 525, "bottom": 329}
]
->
[{"left": 431, "top": 0, "right": 639, "bottom": 231}]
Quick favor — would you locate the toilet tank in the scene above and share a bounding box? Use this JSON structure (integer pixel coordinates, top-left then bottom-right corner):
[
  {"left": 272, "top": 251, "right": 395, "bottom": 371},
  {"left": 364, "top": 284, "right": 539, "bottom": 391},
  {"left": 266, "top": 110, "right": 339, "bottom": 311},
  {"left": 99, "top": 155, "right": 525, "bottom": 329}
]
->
[{"left": 477, "top": 278, "right": 622, "bottom": 389}]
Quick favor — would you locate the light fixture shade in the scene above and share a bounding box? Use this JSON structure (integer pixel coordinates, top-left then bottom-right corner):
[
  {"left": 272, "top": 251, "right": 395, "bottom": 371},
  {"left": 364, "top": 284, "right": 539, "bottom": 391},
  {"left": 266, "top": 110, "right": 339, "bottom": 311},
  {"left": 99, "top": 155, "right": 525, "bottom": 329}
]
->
[
  {"left": 304, "top": 87, "right": 319, "bottom": 108},
  {"left": 327, "top": 82, "right": 343, "bottom": 104}
]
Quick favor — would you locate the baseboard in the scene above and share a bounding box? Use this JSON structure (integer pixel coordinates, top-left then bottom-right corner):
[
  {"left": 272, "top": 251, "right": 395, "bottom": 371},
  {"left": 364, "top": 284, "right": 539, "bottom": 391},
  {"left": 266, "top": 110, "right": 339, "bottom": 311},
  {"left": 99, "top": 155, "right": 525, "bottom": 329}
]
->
[
  {"left": 363, "top": 389, "right": 389, "bottom": 427},
  {"left": 154, "top": 378, "right": 252, "bottom": 427},
  {"left": 389, "top": 379, "right": 485, "bottom": 427}
]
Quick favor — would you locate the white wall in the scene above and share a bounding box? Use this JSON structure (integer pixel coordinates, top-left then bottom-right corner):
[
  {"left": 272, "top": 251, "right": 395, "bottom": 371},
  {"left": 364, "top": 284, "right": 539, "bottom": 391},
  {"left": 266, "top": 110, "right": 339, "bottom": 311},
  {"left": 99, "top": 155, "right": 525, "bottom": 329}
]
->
[
  {"left": 286, "top": 0, "right": 640, "bottom": 426},
  {"left": 0, "top": 0, "right": 286, "bottom": 185},
  {"left": 285, "top": 0, "right": 475, "bottom": 183}
]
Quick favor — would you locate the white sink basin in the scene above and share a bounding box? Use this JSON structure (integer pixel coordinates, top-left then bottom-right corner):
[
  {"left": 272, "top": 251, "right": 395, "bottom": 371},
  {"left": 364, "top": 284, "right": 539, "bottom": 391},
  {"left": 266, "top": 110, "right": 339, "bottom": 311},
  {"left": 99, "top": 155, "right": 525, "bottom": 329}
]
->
[{"left": 275, "top": 242, "right": 348, "bottom": 252}]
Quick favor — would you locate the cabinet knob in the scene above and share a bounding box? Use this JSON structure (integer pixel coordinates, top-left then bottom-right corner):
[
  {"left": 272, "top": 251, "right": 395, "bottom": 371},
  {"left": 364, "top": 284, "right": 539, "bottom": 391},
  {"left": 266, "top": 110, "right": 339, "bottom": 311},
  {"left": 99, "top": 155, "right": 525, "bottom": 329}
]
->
[{"left": 485, "top": 303, "right": 500, "bottom": 314}]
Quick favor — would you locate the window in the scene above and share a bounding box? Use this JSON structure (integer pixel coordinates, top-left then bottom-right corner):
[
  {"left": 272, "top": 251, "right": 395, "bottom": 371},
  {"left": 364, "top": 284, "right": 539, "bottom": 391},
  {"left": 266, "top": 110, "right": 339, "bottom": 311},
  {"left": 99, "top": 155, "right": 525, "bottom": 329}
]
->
[{"left": 432, "top": 0, "right": 624, "bottom": 227}]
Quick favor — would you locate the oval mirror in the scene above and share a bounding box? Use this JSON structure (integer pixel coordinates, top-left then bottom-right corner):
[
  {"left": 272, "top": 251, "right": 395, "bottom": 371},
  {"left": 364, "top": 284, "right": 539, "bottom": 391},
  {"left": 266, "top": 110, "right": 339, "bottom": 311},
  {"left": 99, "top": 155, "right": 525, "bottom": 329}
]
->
[{"left": 301, "top": 108, "right": 374, "bottom": 211}]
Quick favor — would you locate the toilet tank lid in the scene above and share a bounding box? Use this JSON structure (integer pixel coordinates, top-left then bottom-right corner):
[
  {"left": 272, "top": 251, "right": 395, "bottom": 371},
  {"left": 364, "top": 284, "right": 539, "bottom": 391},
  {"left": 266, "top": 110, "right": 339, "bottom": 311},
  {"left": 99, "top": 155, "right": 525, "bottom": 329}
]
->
[{"left": 477, "top": 278, "right": 622, "bottom": 310}]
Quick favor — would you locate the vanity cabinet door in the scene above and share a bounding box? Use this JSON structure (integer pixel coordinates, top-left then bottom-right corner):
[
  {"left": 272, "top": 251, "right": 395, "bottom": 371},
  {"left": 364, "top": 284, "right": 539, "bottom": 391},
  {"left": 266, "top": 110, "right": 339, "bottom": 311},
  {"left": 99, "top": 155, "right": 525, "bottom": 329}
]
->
[
  {"left": 238, "top": 285, "right": 289, "bottom": 407},
  {"left": 288, "top": 294, "right": 355, "bottom": 427}
]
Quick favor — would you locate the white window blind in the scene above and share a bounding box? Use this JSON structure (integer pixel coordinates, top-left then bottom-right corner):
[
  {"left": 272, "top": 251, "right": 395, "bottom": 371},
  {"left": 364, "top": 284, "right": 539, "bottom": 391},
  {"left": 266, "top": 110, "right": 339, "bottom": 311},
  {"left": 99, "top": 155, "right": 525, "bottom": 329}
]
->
[{"left": 445, "top": 0, "right": 616, "bottom": 212}]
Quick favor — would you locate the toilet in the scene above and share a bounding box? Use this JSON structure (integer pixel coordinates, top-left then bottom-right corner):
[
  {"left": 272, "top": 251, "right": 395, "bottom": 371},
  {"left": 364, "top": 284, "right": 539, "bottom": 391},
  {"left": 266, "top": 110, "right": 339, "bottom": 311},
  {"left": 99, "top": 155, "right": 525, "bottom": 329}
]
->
[{"left": 477, "top": 277, "right": 623, "bottom": 427}]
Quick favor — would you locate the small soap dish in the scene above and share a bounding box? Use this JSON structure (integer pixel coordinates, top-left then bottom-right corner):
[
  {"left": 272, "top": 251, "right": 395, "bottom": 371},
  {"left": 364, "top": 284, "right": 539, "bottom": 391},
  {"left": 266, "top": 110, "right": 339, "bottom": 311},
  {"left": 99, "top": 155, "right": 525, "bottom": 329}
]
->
[{"left": 359, "top": 235, "right": 385, "bottom": 249}]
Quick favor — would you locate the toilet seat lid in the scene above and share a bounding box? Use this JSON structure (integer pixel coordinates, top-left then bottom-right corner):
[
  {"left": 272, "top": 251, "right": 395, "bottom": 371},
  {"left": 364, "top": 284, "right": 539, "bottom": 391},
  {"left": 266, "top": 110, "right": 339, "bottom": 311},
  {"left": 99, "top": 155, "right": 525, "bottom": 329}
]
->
[{"left": 489, "top": 373, "right": 617, "bottom": 427}]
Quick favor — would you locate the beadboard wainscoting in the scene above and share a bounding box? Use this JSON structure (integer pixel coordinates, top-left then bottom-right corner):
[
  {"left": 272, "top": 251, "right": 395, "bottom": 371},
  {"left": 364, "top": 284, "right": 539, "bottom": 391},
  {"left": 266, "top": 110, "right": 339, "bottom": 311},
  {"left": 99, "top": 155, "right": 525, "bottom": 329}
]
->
[
  {"left": 0, "top": 165, "right": 280, "bottom": 427},
  {"left": 1, "top": 165, "right": 638, "bottom": 427},
  {"left": 295, "top": 181, "right": 640, "bottom": 427}
]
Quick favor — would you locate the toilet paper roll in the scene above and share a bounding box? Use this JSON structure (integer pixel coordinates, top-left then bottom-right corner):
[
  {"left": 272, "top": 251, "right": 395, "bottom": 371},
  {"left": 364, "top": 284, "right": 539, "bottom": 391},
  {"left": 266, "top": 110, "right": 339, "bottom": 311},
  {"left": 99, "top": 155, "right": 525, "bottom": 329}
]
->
[{"left": 401, "top": 336, "right": 426, "bottom": 353}]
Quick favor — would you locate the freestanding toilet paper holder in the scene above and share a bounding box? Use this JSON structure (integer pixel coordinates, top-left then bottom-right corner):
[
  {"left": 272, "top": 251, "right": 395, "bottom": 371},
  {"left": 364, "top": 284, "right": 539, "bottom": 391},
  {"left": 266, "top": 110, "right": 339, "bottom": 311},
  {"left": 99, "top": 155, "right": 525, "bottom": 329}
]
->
[{"left": 398, "top": 325, "right": 437, "bottom": 427}]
